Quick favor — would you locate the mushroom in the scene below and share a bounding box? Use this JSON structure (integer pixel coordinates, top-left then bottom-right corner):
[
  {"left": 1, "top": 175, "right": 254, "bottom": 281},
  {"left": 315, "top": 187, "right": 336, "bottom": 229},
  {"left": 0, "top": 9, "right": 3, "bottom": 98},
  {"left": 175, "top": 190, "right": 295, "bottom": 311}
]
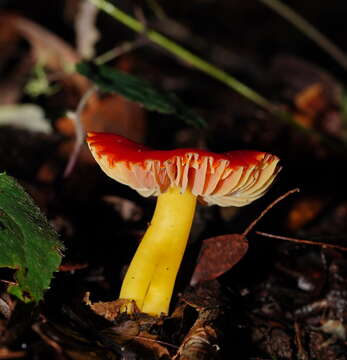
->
[{"left": 87, "top": 132, "right": 280, "bottom": 316}]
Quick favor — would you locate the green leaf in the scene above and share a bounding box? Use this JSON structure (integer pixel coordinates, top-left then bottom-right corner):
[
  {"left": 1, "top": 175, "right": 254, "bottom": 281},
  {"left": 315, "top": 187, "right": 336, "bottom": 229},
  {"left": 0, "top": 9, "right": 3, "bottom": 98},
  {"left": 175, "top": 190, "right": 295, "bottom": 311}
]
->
[
  {"left": 0, "top": 173, "right": 63, "bottom": 302},
  {"left": 76, "top": 62, "right": 206, "bottom": 128}
]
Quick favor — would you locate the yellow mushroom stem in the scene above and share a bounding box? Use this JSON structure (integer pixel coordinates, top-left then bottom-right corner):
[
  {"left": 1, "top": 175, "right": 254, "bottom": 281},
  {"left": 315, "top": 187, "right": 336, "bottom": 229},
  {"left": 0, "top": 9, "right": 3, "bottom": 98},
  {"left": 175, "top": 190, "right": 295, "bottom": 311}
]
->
[{"left": 119, "top": 186, "right": 197, "bottom": 316}]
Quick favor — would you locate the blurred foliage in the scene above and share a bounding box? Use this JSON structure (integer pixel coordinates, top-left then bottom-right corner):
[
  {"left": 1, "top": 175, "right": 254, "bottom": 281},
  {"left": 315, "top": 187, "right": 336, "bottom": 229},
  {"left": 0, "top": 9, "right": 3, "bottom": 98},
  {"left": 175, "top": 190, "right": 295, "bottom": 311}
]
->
[{"left": 77, "top": 62, "right": 207, "bottom": 128}]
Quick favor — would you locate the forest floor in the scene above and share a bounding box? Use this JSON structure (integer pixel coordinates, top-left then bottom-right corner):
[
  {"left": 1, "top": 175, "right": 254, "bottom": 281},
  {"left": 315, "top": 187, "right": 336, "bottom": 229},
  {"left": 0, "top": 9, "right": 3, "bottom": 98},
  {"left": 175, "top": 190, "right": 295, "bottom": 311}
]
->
[{"left": 1, "top": 0, "right": 347, "bottom": 359}]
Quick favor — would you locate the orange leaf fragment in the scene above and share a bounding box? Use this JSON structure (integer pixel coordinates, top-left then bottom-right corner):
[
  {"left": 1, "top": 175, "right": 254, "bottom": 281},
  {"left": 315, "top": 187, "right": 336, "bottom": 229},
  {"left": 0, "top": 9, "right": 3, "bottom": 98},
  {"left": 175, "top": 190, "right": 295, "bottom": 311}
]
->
[
  {"left": 56, "top": 94, "right": 146, "bottom": 143},
  {"left": 294, "top": 83, "right": 327, "bottom": 117},
  {"left": 287, "top": 196, "right": 325, "bottom": 231}
]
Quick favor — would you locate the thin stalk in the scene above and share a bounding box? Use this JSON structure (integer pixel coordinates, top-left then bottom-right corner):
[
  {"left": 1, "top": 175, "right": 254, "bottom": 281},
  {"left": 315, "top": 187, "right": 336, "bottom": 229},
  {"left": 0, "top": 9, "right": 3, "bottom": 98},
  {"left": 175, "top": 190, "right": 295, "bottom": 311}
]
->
[
  {"left": 256, "top": 231, "right": 347, "bottom": 252},
  {"left": 88, "top": 0, "right": 274, "bottom": 112},
  {"left": 243, "top": 188, "right": 299, "bottom": 237},
  {"left": 259, "top": 0, "right": 347, "bottom": 72},
  {"left": 95, "top": 37, "right": 147, "bottom": 65}
]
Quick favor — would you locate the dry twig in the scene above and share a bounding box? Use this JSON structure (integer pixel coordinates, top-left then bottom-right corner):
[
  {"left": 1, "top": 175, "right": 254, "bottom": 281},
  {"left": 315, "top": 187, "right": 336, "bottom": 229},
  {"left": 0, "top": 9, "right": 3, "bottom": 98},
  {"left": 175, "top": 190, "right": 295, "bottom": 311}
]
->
[
  {"left": 256, "top": 231, "right": 347, "bottom": 251},
  {"left": 243, "top": 188, "right": 300, "bottom": 236}
]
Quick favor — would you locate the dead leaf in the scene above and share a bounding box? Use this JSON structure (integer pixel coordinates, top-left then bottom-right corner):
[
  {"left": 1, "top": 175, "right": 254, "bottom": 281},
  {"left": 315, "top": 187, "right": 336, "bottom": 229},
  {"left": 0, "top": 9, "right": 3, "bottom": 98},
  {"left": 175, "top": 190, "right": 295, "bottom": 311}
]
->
[
  {"left": 293, "top": 83, "right": 329, "bottom": 129},
  {"left": 105, "top": 320, "right": 140, "bottom": 344},
  {"left": 294, "top": 83, "right": 328, "bottom": 117},
  {"left": 0, "top": 348, "right": 26, "bottom": 359},
  {"left": 39, "top": 89, "right": 149, "bottom": 182},
  {"left": 59, "top": 263, "right": 88, "bottom": 272},
  {"left": 319, "top": 319, "right": 346, "bottom": 340},
  {"left": 271, "top": 55, "right": 344, "bottom": 139},
  {"left": 292, "top": 112, "right": 315, "bottom": 129},
  {"left": 134, "top": 334, "right": 171, "bottom": 359},
  {"left": 51, "top": 92, "right": 147, "bottom": 180},
  {"left": 271, "top": 55, "right": 341, "bottom": 106},
  {"left": 287, "top": 196, "right": 326, "bottom": 231},
  {"left": 85, "top": 296, "right": 171, "bottom": 358},
  {"left": 175, "top": 325, "right": 219, "bottom": 360},
  {"left": 61, "top": 93, "right": 146, "bottom": 142},
  {"left": 190, "top": 234, "right": 248, "bottom": 286},
  {"left": 306, "top": 201, "right": 347, "bottom": 235},
  {"left": 55, "top": 115, "right": 77, "bottom": 136},
  {"left": 0, "top": 294, "right": 14, "bottom": 319},
  {"left": 83, "top": 87, "right": 146, "bottom": 144},
  {"left": 173, "top": 304, "right": 221, "bottom": 360},
  {"left": 87, "top": 298, "right": 140, "bottom": 321}
]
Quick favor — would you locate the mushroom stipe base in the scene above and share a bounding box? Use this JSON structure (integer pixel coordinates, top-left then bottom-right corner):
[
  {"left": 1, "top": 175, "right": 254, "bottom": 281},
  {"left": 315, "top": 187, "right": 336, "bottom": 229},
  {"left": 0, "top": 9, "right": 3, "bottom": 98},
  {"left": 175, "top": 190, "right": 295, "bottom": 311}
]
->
[{"left": 119, "top": 186, "right": 197, "bottom": 316}]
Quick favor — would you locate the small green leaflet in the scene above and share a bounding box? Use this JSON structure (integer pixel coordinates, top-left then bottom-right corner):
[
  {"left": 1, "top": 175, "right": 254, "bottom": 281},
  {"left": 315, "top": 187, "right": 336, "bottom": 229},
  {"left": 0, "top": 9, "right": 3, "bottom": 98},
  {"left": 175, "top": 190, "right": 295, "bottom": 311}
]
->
[
  {"left": 0, "top": 173, "right": 63, "bottom": 302},
  {"left": 76, "top": 62, "right": 206, "bottom": 128}
]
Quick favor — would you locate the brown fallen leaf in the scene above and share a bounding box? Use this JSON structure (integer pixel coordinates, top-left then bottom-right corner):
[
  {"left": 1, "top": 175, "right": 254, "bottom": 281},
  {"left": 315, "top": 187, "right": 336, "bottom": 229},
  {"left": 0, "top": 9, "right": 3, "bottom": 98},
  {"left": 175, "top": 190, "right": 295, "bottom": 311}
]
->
[
  {"left": 292, "top": 112, "right": 315, "bottom": 129},
  {"left": 56, "top": 93, "right": 146, "bottom": 143},
  {"left": 286, "top": 196, "right": 326, "bottom": 231},
  {"left": 319, "top": 319, "right": 346, "bottom": 340},
  {"left": 191, "top": 189, "right": 300, "bottom": 286},
  {"left": 59, "top": 263, "right": 88, "bottom": 272},
  {"left": 0, "top": 292, "right": 16, "bottom": 320},
  {"left": 134, "top": 334, "right": 171, "bottom": 359},
  {"left": 0, "top": 348, "right": 26, "bottom": 359},
  {"left": 190, "top": 234, "right": 248, "bottom": 286},
  {"left": 174, "top": 283, "right": 223, "bottom": 360},
  {"left": 294, "top": 83, "right": 328, "bottom": 118},
  {"left": 293, "top": 83, "right": 328, "bottom": 130},
  {"left": 174, "top": 324, "right": 219, "bottom": 360},
  {"left": 52, "top": 91, "right": 147, "bottom": 179},
  {"left": 37, "top": 85, "right": 147, "bottom": 182},
  {"left": 84, "top": 292, "right": 140, "bottom": 321},
  {"left": 85, "top": 296, "right": 171, "bottom": 358},
  {"left": 271, "top": 55, "right": 344, "bottom": 139},
  {"left": 271, "top": 55, "right": 341, "bottom": 107}
]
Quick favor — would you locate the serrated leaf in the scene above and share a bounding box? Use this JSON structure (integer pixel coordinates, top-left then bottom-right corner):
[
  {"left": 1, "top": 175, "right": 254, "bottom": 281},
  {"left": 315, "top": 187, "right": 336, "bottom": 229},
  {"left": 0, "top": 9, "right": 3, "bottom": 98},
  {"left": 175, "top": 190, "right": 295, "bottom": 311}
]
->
[
  {"left": 76, "top": 62, "right": 206, "bottom": 128},
  {"left": 0, "top": 173, "right": 63, "bottom": 302}
]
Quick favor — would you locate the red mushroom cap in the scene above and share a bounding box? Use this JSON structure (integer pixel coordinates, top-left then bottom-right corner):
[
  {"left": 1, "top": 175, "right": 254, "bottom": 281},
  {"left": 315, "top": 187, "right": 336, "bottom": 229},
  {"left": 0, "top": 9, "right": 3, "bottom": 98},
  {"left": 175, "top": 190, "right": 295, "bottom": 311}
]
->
[{"left": 87, "top": 132, "right": 280, "bottom": 207}]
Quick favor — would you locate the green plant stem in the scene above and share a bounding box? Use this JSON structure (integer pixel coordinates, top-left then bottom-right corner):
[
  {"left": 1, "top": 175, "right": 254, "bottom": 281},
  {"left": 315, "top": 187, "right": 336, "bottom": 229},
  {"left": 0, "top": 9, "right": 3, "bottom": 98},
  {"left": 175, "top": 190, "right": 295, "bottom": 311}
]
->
[
  {"left": 86, "top": 0, "right": 347, "bottom": 156},
  {"left": 88, "top": 0, "right": 274, "bottom": 112},
  {"left": 259, "top": 0, "right": 347, "bottom": 72}
]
